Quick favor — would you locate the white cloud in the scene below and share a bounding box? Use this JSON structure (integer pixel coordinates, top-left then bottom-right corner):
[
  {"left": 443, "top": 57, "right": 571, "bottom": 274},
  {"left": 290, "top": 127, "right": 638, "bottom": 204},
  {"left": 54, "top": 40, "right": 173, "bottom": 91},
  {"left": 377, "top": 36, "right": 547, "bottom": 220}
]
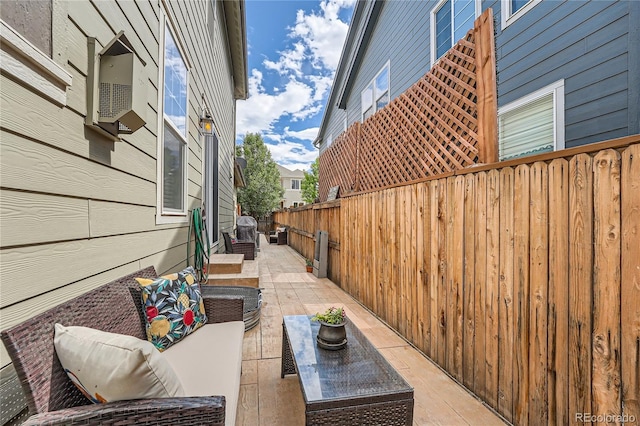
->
[
  {"left": 308, "top": 75, "right": 333, "bottom": 101},
  {"left": 290, "top": 0, "right": 355, "bottom": 71},
  {"left": 266, "top": 139, "right": 318, "bottom": 171},
  {"left": 237, "top": 70, "right": 315, "bottom": 134},
  {"left": 284, "top": 126, "right": 319, "bottom": 141},
  {"left": 263, "top": 42, "right": 306, "bottom": 77}
]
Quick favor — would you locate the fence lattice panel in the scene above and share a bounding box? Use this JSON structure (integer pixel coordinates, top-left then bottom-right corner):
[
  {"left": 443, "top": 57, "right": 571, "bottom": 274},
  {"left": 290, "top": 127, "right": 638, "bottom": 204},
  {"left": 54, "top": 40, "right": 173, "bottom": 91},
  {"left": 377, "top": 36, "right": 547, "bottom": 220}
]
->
[
  {"left": 319, "top": 10, "right": 497, "bottom": 200},
  {"left": 318, "top": 123, "right": 360, "bottom": 201}
]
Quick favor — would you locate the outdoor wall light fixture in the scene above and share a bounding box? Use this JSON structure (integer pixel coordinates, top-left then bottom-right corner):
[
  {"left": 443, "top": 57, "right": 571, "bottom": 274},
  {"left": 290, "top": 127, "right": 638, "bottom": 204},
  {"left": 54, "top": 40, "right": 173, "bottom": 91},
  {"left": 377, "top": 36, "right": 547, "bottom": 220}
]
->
[{"left": 200, "top": 114, "right": 214, "bottom": 135}]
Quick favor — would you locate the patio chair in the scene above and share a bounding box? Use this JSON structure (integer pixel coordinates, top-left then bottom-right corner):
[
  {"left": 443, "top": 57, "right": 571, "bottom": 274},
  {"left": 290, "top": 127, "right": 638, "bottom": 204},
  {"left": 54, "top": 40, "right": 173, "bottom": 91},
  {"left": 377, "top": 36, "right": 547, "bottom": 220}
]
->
[{"left": 222, "top": 232, "right": 255, "bottom": 260}]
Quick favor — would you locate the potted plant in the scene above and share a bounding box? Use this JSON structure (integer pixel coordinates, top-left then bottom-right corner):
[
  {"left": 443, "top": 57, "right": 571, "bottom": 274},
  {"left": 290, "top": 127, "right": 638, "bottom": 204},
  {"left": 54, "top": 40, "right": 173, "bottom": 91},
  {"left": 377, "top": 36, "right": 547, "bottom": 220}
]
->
[
  {"left": 305, "top": 258, "right": 313, "bottom": 273},
  {"left": 312, "top": 307, "right": 347, "bottom": 350}
]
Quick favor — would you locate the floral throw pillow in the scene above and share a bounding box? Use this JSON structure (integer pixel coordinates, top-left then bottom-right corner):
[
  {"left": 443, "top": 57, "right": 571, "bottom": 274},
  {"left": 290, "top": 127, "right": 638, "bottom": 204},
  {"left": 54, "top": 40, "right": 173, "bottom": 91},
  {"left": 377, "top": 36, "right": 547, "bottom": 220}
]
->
[{"left": 136, "top": 266, "right": 207, "bottom": 352}]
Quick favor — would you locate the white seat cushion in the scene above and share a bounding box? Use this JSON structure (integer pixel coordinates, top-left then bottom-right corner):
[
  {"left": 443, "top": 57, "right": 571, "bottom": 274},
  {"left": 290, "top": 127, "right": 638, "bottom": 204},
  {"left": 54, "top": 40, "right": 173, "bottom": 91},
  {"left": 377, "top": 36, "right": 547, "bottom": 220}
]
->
[
  {"left": 161, "top": 321, "right": 245, "bottom": 426},
  {"left": 53, "top": 324, "right": 185, "bottom": 404}
]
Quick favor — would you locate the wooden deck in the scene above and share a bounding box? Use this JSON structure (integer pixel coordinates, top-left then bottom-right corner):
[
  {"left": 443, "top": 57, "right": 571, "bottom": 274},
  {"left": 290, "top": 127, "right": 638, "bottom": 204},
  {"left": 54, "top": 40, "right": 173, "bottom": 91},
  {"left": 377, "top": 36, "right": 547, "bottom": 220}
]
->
[{"left": 236, "top": 236, "right": 506, "bottom": 425}]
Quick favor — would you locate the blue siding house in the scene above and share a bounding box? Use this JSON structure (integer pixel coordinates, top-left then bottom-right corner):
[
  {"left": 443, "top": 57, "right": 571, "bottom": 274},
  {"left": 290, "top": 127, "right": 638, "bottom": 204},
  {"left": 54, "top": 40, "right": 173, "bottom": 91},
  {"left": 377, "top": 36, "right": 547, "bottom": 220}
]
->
[{"left": 315, "top": 0, "right": 639, "bottom": 161}]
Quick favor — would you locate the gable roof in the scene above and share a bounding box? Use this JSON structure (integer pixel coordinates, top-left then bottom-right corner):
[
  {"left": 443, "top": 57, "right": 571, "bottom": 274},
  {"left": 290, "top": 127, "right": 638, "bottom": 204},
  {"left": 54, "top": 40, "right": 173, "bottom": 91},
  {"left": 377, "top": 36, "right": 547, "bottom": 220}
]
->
[
  {"left": 223, "top": 0, "right": 249, "bottom": 100},
  {"left": 276, "top": 164, "right": 305, "bottom": 178},
  {"left": 313, "top": 0, "right": 383, "bottom": 147}
]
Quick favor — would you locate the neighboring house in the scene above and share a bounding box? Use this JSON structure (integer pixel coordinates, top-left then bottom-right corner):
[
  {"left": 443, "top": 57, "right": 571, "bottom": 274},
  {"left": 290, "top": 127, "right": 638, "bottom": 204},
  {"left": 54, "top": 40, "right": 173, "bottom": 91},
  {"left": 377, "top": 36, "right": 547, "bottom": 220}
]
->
[
  {"left": 0, "top": 0, "right": 247, "bottom": 422},
  {"left": 277, "top": 164, "right": 305, "bottom": 208},
  {"left": 315, "top": 0, "right": 639, "bottom": 160}
]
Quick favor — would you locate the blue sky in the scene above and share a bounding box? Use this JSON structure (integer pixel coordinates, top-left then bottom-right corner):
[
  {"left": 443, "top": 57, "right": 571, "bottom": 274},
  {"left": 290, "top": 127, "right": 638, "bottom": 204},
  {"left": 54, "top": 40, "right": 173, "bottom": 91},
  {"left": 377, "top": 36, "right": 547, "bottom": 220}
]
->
[{"left": 236, "top": 0, "right": 355, "bottom": 172}]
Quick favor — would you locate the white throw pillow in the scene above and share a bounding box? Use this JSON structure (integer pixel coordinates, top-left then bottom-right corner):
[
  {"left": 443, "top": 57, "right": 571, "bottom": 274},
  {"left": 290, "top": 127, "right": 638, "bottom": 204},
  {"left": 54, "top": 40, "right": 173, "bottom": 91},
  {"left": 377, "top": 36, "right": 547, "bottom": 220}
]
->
[{"left": 54, "top": 324, "right": 185, "bottom": 403}]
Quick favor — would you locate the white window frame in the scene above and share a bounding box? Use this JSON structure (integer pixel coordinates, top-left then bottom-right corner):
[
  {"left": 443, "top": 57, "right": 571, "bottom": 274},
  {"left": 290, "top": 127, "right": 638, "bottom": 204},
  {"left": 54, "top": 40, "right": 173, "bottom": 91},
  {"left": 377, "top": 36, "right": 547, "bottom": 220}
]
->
[
  {"left": 501, "top": 0, "right": 542, "bottom": 30},
  {"left": 430, "top": 0, "right": 481, "bottom": 66},
  {"left": 498, "top": 79, "right": 565, "bottom": 161},
  {"left": 156, "top": 8, "right": 191, "bottom": 224},
  {"left": 361, "top": 61, "right": 390, "bottom": 121},
  {"left": 291, "top": 179, "right": 301, "bottom": 190}
]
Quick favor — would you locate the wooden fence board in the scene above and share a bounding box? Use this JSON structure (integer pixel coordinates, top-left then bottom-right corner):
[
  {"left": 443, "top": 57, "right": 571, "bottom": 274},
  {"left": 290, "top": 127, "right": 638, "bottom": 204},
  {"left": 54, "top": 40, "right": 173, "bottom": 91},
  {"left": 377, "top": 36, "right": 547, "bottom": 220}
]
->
[
  {"left": 474, "top": 171, "right": 488, "bottom": 400},
  {"left": 419, "top": 183, "right": 431, "bottom": 356},
  {"left": 429, "top": 181, "right": 441, "bottom": 365},
  {"left": 498, "top": 167, "right": 515, "bottom": 421},
  {"left": 437, "top": 180, "right": 448, "bottom": 369},
  {"left": 485, "top": 169, "right": 500, "bottom": 408},
  {"left": 569, "top": 153, "right": 594, "bottom": 424},
  {"left": 376, "top": 190, "right": 385, "bottom": 318},
  {"left": 407, "top": 186, "right": 423, "bottom": 344},
  {"left": 390, "top": 189, "right": 399, "bottom": 330},
  {"left": 529, "top": 162, "right": 549, "bottom": 425},
  {"left": 513, "top": 164, "right": 530, "bottom": 426},
  {"left": 402, "top": 187, "right": 411, "bottom": 338},
  {"left": 592, "top": 149, "right": 622, "bottom": 420},
  {"left": 621, "top": 144, "right": 640, "bottom": 421},
  {"left": 463, "top": 174, "right": 476, "bottom": 389},
  {"left": 452, "top": 176, "right": 465, "bottom": 381},
  {"left": 548, "top": 159, "right": 569, "bottom": 426},
  {"left": 446, "top": 178, "right": 456, "bottom": 376}
]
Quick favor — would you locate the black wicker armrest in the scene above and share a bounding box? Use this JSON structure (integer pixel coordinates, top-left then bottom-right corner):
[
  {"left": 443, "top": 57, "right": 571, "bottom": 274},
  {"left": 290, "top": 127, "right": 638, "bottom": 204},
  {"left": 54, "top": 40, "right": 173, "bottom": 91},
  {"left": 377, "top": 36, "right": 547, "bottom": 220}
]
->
[
  {"left": 23, "top": 396, "right": 225, "bottom": 426},
  {"left": 203, "top": 295, "right": 244, "bottom": 323}
]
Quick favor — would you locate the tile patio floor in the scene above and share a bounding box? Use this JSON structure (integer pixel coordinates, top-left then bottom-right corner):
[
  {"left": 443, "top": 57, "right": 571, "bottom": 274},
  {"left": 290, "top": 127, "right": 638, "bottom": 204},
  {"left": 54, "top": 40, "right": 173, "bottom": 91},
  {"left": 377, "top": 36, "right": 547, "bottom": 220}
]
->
[{"left": 235, "top": 236, "right": 506, "bottom": 425}]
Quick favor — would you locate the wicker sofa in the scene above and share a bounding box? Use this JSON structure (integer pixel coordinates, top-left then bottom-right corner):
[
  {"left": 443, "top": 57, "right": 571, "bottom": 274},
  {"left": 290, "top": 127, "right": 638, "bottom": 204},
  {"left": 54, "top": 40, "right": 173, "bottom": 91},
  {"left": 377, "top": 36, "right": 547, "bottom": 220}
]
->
[{"left": 0, "top": 267, "right": 245, "bottom": 426}]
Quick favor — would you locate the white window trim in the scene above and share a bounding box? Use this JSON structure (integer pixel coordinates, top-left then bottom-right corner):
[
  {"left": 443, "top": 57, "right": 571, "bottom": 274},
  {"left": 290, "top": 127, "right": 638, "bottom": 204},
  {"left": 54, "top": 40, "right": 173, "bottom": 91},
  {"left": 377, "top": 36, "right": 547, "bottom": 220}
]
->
[
  {"left": 291, "top": 179, "right": 301, "bottom": 190},
  {"left": 0, "top": 20, "right": 72, "bottom": 106},
  {"left": 498, "top": 79, "right": 565, "bottom": 159},
  {"left": 156, "top": 10, "right": 191, "bottom": 225},
  {"left": 501, "top": 0, "right": 542, "bottom": 30},
  {"left": 361, "top": 60, "right": 390, "bottom": 121},
  {"left": 430, "top": 0, "right": 481, "bottom": 66}
]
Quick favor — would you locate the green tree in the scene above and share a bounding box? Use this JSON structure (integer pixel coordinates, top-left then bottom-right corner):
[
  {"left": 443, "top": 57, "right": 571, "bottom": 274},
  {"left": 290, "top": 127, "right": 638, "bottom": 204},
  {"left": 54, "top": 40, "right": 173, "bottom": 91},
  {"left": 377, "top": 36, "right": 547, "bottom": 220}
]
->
[
  {"left": 236, "top": 133, "right": 284, "bottom": 218},
  {"left": 301, "top": 158, "right": 319, "bottom": 204}
]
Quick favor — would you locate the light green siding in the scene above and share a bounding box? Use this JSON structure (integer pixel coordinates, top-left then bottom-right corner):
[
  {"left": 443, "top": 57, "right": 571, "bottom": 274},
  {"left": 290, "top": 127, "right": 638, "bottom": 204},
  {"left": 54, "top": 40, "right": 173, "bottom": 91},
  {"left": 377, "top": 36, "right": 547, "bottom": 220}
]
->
[{"left": 0, "top": 0, "right": 243, "bottom": 421}]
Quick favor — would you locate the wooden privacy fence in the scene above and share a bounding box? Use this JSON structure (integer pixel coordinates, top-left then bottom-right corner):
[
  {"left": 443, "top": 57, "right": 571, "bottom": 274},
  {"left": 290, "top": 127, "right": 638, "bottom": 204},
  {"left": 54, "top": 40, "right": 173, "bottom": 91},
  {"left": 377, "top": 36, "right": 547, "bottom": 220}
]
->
[
  {"left": 272, "top": 200, "right": 341, "bottom": 284},
  {"left": 318, "top": 9, "right": 497, "bottom": 201},
  {"left": 278, "top": 135, "right": 640, "bottom": 426}
]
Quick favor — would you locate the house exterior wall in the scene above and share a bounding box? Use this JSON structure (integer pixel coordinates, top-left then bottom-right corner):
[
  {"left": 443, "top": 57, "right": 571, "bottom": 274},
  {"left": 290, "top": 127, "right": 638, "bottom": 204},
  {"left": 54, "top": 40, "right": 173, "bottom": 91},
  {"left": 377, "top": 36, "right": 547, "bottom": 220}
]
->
[
  {"left": 0, "top": 0, "right": 241, "bottom": 392},
  {"left": 276, "top": 164, "right": 304, "bottom": 208},
  {"left": 322, "top": 0, "right": 440, "bottom": 150},
  {"left": 319, "top": 0, "right": 639, "bottom": 152},
  {"left": 489, "top": 0, "right": 639, "bottom": 147}
]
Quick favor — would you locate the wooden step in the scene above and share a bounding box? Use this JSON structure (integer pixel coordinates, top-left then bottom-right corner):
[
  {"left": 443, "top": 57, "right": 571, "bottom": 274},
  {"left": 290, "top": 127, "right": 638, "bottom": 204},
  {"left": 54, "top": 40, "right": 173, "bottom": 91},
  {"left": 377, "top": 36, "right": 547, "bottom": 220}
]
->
[
  {"left": 205, "top": 259, "right": 259, "bottom": 287},
  {"left": 208, "top": 254, "right": 244, "bottom": 275}
]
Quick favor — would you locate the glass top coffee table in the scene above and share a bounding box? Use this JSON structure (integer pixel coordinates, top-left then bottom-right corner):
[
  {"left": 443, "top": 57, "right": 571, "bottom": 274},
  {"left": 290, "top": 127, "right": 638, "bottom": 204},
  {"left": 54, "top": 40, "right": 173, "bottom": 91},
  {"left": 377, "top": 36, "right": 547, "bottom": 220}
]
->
[{"left": 281, "top": 315, "right": 414, "bottom": 425}]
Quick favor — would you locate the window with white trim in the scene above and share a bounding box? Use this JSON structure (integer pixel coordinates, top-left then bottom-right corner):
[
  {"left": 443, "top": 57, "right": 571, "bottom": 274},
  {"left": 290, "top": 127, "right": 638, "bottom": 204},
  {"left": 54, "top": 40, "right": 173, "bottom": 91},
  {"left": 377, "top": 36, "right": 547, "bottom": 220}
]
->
[
  {"left": 160, "top": 21, "right": 189, "bottom": 217},
  {"left": 501, "top": 0, "right": 542, "bottom": 29},
  {"left": 361, "top": 62, "right": 389, "bottom": 121},
  {"left": 431, "top": 0, "right": 479, "bottom": 64},
  {"left": 498, "top": 80, "right": 565, "bottom": 161},
  {"left": 291, "top": 179, "right": 300, "bottom": 190}
]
